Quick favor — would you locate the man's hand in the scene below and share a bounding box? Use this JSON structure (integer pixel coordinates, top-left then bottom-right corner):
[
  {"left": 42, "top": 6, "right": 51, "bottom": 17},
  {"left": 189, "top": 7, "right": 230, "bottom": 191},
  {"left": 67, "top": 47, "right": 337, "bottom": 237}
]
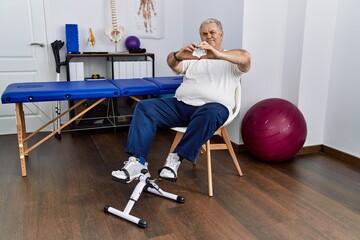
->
[
  {"left": 176, "top": 43, "right": 200, "bottom": 60},
  {"left": 197, "top": 41, "right": 223, "bottom": 59}
]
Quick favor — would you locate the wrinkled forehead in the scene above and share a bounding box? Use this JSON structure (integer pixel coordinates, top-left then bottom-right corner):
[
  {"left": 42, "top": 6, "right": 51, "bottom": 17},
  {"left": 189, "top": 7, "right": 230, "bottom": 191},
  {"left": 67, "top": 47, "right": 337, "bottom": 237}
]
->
[{"left": 199, "top": 23, "right": 222, "bottom": 34}]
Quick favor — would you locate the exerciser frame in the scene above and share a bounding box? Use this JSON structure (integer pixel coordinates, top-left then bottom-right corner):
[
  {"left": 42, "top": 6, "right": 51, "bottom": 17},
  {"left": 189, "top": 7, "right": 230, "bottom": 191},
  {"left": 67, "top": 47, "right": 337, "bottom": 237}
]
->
[{"left": 104, "top": 169, "right": 185, "bottom": 228}]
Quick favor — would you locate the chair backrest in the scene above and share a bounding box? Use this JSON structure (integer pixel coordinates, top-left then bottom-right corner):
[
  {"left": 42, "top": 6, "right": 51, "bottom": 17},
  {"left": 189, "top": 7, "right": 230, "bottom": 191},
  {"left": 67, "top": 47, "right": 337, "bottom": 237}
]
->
[{"left": 222, "top": 80, "right": 242, "bottom": 127}]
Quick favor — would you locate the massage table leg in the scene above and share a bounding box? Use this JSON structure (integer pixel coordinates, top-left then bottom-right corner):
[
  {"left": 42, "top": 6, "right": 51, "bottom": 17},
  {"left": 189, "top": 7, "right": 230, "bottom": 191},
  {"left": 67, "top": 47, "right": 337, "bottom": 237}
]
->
[
  {"left": 14, "top": 98, "right": 106, "bottom": 176},
  {"left": 15, "top": 103, "right": 28, "bottom": 176}
]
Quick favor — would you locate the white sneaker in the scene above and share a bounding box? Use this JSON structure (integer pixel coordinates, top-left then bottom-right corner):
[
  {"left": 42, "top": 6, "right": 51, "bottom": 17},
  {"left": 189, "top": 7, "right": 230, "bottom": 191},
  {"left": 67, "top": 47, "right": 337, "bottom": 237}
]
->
[
  {"left": 158, "top": 153, "right": 181, "bottom": 182},
  {"left": 112, "top": 156, "right": 148, "bottom": 183}
]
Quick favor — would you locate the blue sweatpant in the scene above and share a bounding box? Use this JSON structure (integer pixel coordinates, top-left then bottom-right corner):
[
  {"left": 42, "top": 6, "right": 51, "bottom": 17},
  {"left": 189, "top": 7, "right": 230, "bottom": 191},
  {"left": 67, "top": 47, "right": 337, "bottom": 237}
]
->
[{"left": 124, "top": 97, "right": 229, "bottom": 163}]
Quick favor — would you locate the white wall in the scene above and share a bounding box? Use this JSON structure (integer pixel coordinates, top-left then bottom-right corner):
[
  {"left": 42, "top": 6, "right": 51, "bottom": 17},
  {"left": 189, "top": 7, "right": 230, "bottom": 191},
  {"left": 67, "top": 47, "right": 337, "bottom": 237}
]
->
[
  {"left": 240, "top": 0, "right": 289, "bottom": 144},
  {"left": 281, "top": 0, "right": 307, "bottom": 105},
  {"left": 183, "top": 1, "right": 244, "bottom": 49},
  {"left": 323, "top": 0, "right": 360, "bottom": 157},
  {"left": 297, "top": 0, "right": 338, "bottom": 146}
]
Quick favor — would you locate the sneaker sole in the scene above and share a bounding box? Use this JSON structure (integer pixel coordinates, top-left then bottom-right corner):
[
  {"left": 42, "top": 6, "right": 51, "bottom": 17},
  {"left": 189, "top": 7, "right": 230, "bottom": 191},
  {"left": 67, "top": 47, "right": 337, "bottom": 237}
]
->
[
  {"left": 112, "top": 176, "right": 130, "bottom": 184},
  {"left": 159, "top": 176, "right": 177, "bottom": 182},
  {"left": 112, "top": 173, "right": 142, "bottom": 184},
  {"left": 158, "top": 166, "right": 178, "bottom": 182}
]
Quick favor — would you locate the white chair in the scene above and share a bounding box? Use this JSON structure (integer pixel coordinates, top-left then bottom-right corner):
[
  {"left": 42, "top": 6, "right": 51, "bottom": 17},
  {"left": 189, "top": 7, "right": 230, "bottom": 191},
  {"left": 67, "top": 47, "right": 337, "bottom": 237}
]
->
[{"left": 168, "top": 81, "right": 243, "bottom": 197}]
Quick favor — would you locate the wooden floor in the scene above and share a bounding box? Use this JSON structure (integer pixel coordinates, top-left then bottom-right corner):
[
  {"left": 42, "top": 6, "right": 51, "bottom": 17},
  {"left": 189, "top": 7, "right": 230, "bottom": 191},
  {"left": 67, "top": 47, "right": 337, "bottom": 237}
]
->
[{"left": 0, "top": 129, "right": 359, "bottom": 240}]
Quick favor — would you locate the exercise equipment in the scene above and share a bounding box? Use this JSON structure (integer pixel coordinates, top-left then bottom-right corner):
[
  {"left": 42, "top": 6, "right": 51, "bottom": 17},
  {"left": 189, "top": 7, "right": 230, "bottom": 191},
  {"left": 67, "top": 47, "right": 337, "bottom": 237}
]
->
[
  {"left": 1, "top": 76, "right": 183, "bottom": 176},
  {"left": 104, "top": 169, "right": 185, "bottom": 228},
  {"left": 125, "top": 36, "right": 141, "bottom": 50},
  {"left": 65, "top": 24, "right": 79, "bottom": 54},
  {"left": 241, "top": 98, "right": 307, "bottom": 162}
]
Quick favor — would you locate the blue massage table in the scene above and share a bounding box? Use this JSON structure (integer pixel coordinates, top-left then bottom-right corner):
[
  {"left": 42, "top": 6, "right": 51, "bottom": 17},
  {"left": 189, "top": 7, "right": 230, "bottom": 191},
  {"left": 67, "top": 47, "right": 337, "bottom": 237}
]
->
[{"left": 1, "top": 76, "right": 183, "bottom": 176}]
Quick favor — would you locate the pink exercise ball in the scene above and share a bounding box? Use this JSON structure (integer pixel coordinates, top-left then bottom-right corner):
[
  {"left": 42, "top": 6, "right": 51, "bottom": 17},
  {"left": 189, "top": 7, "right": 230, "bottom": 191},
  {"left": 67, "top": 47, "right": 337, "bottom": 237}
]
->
[{"left": 241, "top": 98, "right": 307, "bottom": 162}]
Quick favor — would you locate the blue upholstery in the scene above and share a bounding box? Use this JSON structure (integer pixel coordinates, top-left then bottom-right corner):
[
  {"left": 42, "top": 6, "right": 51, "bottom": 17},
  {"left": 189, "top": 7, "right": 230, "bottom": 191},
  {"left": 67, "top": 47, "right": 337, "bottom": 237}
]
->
[
  {"left": 110, "top": 78, "right": 160, "bottom": 96},
  {"left": 1, "top": 81, "right": 120, "bottom": 103},
  {"left": 143, "top": 76, "right": 183, "bottom": 94},
  {"left": 1, "top": 77, "right": 183, "bottom": 104}
]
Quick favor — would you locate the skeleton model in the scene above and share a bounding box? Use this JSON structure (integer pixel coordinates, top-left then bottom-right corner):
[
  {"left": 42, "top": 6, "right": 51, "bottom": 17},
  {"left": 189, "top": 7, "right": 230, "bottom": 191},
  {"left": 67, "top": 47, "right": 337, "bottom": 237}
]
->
[{"left": 105, "top": 0, "right": 125, "bottom": 51}]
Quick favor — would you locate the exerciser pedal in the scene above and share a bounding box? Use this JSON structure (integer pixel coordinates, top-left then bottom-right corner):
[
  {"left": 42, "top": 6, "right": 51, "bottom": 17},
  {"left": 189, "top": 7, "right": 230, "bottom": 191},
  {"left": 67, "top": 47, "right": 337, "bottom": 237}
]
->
[
  {"left": 158, "top": 167, "right": 177, "bottom": 182},
  {"left": 104, "top": 169, "right": 185, "bottom": 228}
]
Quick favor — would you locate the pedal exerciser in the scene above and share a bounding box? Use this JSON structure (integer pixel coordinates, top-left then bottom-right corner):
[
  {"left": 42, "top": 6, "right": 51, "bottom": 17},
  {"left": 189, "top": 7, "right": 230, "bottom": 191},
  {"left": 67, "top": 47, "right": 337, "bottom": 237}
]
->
[{"left": 104, "top": 169, "right": 185, "bottom": 228}]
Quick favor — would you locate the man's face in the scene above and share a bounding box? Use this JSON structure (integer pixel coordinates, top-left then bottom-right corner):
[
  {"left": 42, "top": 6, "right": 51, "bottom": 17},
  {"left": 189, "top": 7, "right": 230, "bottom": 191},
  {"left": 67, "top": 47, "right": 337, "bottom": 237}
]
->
[{"left": 200, "top": 23, "right": 223, "bottom": 49}]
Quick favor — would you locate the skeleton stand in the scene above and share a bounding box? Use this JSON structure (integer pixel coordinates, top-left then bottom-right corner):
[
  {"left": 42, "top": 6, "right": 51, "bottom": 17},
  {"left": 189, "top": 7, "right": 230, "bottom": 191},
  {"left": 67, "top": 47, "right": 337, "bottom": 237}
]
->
[{"left": 104, "top": 169, "right": 185, "bottom": 228}]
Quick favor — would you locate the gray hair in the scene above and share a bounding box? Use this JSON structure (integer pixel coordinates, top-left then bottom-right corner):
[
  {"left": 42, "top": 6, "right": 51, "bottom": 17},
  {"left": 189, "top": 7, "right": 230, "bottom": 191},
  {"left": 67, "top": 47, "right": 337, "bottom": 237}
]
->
[{"left": 199, "top": 18, "right": 223, "bottom": 33}]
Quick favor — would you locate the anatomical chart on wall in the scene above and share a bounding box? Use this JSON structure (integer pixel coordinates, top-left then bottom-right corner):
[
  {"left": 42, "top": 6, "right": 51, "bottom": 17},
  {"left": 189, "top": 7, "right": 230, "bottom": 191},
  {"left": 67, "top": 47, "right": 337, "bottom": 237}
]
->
[{"left": 126, "top": 0, "right": 164, "bottom": 39}]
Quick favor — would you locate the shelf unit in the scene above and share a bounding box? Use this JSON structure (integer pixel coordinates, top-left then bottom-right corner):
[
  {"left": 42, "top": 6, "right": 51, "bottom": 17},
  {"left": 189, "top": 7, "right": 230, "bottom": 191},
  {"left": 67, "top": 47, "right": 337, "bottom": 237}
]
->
[{"left": 65, "top": 52, "right": 155, "bottom": 131}]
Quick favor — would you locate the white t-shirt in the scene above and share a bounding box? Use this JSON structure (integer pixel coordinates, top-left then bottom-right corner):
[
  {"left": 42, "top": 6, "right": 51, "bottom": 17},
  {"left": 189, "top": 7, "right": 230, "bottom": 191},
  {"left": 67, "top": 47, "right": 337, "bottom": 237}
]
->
[{"left": 175, "top": 58, "right": 242, "bottom": 112}]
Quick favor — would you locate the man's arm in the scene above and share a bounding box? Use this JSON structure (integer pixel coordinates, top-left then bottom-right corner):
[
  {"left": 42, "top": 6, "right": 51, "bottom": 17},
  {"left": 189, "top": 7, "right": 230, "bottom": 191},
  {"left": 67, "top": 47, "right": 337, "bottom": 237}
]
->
[
  {"left": 167, "top": 43, "right": 200, "bottom": 74},
  {"left": 167, "top": 43, "right": 251, "bottom": 73},
  {"left": 197, "top": 41, "right": 251, "bottom": 73},
  {"left": 166, "top": 51, "right": 183, "bottom": 74},
  {"left": 219, "top": 49, "right": 251, "bottom": 73}
]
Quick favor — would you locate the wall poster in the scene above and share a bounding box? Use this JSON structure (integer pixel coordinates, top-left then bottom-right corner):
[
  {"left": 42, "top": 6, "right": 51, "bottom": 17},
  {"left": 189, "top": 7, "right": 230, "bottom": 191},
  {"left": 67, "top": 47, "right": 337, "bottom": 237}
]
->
[{"left": 126, "top": 0, "right": 164, "bottom": 39}]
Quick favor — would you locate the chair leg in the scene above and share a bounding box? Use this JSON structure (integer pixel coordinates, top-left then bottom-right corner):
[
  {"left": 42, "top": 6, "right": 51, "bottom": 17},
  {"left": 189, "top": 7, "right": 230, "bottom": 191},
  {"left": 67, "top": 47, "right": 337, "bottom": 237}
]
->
[
  {"left": 170, "top": 131, "right": 199, "bottom": 170},
  {"left": 169, "top": 127, "right": 242, "bottom": 197},
  {"left": 205, "top": 140, "right": 213, "bottom": 197},
  {"left": 221, "top": 128, "right": 243, "bottom": 176},
  {"left": 169, "top": 132, "right": 183, "bottom": 154}
]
